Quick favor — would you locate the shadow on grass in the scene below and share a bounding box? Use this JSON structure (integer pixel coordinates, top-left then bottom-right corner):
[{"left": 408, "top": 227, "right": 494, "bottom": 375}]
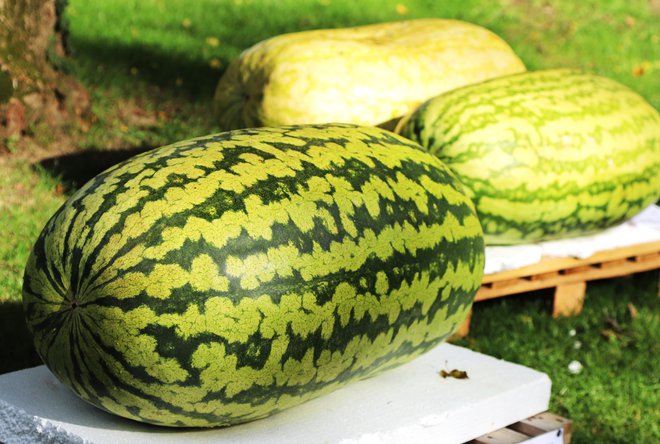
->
[
  {"left": 0, "top": 300, "right": 41, "bottom": 374},
  {"left": 71, "top": 39, "right": 223, "bottom": 100},
  {"left": 65, "top": 4, "right": 406, "bottom": 100},
  {"left": 38, "top": 146, "right": 155, "bottom": 191}
]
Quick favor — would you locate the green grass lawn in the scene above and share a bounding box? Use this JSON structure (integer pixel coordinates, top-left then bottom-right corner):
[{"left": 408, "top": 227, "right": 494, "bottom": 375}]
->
[
  {"left": 0, "top": 159, "right": 66, "bottom": 371},
  {"left": 0, "top": 0, "right": 658, "bottom": 442}
]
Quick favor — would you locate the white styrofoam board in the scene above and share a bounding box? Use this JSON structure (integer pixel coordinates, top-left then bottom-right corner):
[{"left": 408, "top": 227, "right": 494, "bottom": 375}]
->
[{"left": 0, "top": 343, "right": 550, "bottom": 444}]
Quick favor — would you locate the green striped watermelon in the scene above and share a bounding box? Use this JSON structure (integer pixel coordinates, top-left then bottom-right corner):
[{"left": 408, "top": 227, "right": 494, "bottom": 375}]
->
[
  {"left": 23, "top": 124, "right": 485, "bottom": 427},
  {"left": 396, "top": 69, "right": 660, "bottom": 245}
]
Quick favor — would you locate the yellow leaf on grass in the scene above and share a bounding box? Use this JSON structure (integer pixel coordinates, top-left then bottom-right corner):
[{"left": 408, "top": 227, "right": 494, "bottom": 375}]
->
[
  {"left": 206, "top": 36, "right": 220, "bottom": 47},
  {"left": 632, "top": 60, "right": 652, "bottom": 77}
]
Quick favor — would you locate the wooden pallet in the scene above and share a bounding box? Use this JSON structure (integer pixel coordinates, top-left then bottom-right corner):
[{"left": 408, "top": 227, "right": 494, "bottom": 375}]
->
[
  {"left": 457, "top": 240, "right": 660, "bottom": 337},
  {"left": 468, "top": 412, "right": 572, "bottom": 444}
]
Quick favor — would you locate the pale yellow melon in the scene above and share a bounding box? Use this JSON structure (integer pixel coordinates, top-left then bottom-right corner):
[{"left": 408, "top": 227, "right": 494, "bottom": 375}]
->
[{"left": 214, "top": 19, "right": 525, "bottom": 130}]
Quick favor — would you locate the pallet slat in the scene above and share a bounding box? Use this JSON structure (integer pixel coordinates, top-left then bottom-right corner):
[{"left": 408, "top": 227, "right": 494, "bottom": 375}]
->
[
  {"left": 636, "top": 252, "right": 660, "bottom": 263},
  {"left": 511, "top": 412, "right": 572, "bottom": 444},
  {"left": 481, "top": 240, "right": 660, "bottom": 284},
  {"left": 561, "top": 265, "right": 593, "bottom": 275},
  {"left": 553, "top": 282, "right": 586, "bottom": 317},
  {"left": 468, "top": 412, "right": 572, "bottom": 444},
  {"left": 457, "top": 241, "right": 660, "bottom": 337},
  {"left": 472, "top": 428, "right": 530, "bottom": 443},
  {"left": 476, "top": 242, "right": 660, "bottom": 301}
]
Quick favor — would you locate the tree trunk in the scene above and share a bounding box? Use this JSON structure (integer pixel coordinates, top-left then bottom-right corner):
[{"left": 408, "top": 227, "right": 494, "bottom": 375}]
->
[{"left": 0, "top": 0, "right": 89, "bottom": 148}]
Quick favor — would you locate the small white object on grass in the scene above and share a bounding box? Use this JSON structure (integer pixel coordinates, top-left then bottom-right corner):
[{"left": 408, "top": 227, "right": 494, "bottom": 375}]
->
[{"left": 568, "top": 360, "right": 583, "bottom": 374}]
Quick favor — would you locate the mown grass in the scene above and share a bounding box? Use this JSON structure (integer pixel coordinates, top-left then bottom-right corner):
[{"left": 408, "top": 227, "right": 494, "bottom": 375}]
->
[
  {"left": 0, "top": 161, "right": 65, "bottom": 299},
  {"left": 0, "top": 159, "right": 66, "bottom": 373},
  {"left": 0, "top": 0, "right": 658, "bottom": 442}
]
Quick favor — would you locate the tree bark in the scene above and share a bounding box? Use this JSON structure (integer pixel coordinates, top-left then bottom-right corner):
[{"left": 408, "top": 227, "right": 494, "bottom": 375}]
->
[{"left": 0, "top": 0, "right": 89, "bottom": 148}]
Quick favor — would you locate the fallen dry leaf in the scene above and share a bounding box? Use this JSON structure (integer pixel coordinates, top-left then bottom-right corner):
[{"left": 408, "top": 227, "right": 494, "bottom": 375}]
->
[
  {"left": 601, "top": 329, "right": 619, "bottom": 340},
  {"left": 632, "top": 61, "right": 652, "bottom": 77},
  {"left": 604, "top": 318, "right": 622, "bottom": 332},
  {"left": 440, "top": 369, "right": 469, "bottom": 379},
  {"left": 632, "top": 65, "right": 645, "bottom": 77}
]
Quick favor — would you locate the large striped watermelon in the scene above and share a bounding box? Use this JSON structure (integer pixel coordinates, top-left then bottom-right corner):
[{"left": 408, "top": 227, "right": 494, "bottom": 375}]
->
[
  {"left": 214, "top": 19, "right": 525, "bottom": 130},
  {"left": 23, "top": 124, "right": 485, "bottom": 427},
  {"left": 397, "top": 69, "right": 660, "bottom": 245}
]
